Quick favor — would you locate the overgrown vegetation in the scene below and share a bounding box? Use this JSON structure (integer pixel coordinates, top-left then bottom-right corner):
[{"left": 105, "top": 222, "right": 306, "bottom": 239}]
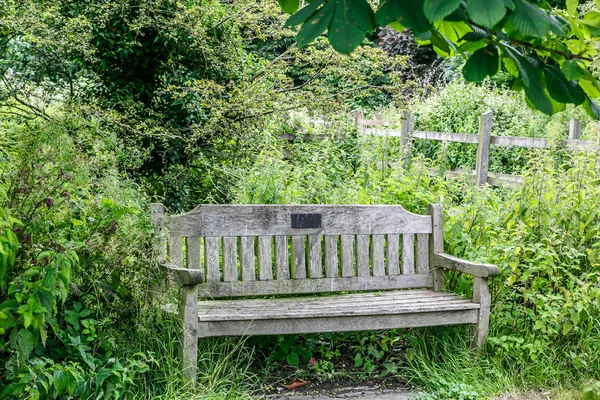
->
[{"left": 1, "top": 0, "right": 600, "bottom": 399}]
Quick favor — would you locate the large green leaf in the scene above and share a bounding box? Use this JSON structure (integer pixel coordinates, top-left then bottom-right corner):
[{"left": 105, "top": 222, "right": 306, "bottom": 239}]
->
[
  {"left": 465, "top": 0, "right": 507, "bottom": 28},
  {"left": 279, "top": 0, "right": 300, "bottom": 15},
  {"left": 524, "top": 85, "right": 554, "bottom": 115},
  {"left": 348, "top": 0, "right": 376, "bottom": 32},
  {"left": 561, "top": 59, "right": 584, "bottom": 81},
  {"left": 462, "top": 44, "right": 499, "bottom": 81},
  {"left": 584, "top": 97, "right": 600, "bottom": 119},
  {"left": 328, "top": 0, "right": 371, "bottom": 54},
  {"left": 423, "top": 0, "right": 462, "bottom": 22},
  {"left": 296, "top": 0, "right": 336, "bottom": 47},
  {"left": 376, "top": 0, "right": 432, "bottom": 35},
  {"left": 285, "top": 0, "right": 325, "bottom": 27},
  {"left": 509, "top": 0, "right": 553, "bottom": 38},
  {"left": 544, "top": 65, "right": 585, "bottom": 105}
]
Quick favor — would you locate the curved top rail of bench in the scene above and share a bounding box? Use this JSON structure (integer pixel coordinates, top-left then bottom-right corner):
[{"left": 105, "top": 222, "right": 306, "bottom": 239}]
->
[{"left": 166, "top": 204, "right": 433, "bottom": 237}]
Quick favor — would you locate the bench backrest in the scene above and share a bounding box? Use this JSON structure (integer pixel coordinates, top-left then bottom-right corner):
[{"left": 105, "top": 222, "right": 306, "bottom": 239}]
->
[{"left": 154, "top": 204, "right": 442, "bottom": 298}]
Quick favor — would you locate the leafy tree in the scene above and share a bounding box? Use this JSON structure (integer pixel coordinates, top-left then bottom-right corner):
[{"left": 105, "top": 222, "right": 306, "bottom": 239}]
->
[{"left": 279, "top": 0, "right": 600, "bottom": 118}]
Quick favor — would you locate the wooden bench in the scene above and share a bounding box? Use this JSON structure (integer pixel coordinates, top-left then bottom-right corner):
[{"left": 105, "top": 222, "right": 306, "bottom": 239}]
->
[{"left": 151, "top": 204, "right": 498, "bottom": 382}]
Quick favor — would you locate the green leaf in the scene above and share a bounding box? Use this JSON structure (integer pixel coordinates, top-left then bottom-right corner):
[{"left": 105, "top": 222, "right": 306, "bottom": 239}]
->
[
  {"left": 502, "top": 57, "right": 519, "bottom": 76},
  {"left": 285, "top": 0, "right": 325, "bottom": 27},
  {"left": 465, "top": 0, "right": 507, "bottom": 28},
  {"left": 328, "top": 0, "right": 375, "bottom": 53},
  {"left": 423, "top": 0, "right": 462, "bottom": 22},
  {"left": 296, "top": 0, "right": 335, "bottom": 47},
  {"left": 462, "top": 44, "right": 499, "bottom": 82},
  {"left": 509, "top": 0, "right": 553, "bottom": 38},
  {"left": 279, "top": 0, "right": 300, "bottom": 15},
  {"left": 376, "top": 0, "right": 432, "bottom": 35},
  {"left": 584, "top": 97, "right": 600, "bottom": 120},
  {"left": 286, "top": 352, "right": 300, "bottom": 366},
  {"left": 544, "top": 65, "right": 585, "bottom": 105},
  {"left": 561, "top": 59, "right": 584, "bottom": 80},
  {"left": 14, "top": 328, "right": 35, "bottom": 362}
]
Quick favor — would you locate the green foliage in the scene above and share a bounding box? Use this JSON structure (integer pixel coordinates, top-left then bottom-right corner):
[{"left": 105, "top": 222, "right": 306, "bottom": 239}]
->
[{"left": 281, "top": 0, "right": 600, "bottom": 118}]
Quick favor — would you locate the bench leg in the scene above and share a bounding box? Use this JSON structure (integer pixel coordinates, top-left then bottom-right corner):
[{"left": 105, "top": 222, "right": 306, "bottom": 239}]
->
[
  {"left": 472, "top": 277, "right": 490, "bottom": 349},
  {"left": 180, "top": 284, "right": 199, "bottom": 384}
]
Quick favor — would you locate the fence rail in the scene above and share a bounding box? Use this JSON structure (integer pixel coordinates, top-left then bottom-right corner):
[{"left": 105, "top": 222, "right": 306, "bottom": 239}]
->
[{"left": 357, "top": 111, "right": 600, "bottom": 187}]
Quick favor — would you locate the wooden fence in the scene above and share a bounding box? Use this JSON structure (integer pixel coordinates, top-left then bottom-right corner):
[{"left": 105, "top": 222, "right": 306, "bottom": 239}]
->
[{"left": 356, "top": 111, "right": 600, "bottom": 187}]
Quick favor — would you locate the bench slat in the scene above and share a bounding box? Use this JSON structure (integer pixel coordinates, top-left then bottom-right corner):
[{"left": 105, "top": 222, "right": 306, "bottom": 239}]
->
[
  {"left": 386, "top": 234, "right": 400, "bottom": 275},
  {"left": 402, "top": 234, "right": 415, "bottom": 275},
  {"left": 292, "top": 236, "right": 306, "bottom": 279},
  {"left": 241, "top": 237, "right": 255, "bottom": 281},
  {"left": 167, "top": 205, "right": 432, "bottom": 237},
  {"left": 169, "top": 235, "right": 183, "bottom": 266},
  {"left": 325, "top": 235, "right": 338, "bottom": 278},
  {"left": 187, "top": 237, "right": 201, "bottom": 271},
  {"left": 205, "top": 237, "right": 220, "bottom": 281},
  {"left": 258, "top": 236, "right": 273, "bottom": 281},
  {"left": 357, "top": 235, "right": 370, "bottom": 277},
  {"left": 275, "top": 236, "right": 290, "bottom": 280},
  {"left": 197, "top": 274, "right": 433, "bottom": 298},
  {"left": 341, "top": 235, "right": 355, "bottom": 277},
  {"left": 223, "top": 237, "right": 238, "bottom": 282},
  {"left": 372, "top": 235, "right": 385, "bottom": 276},
  {"left": 309, "top": 235, "right": 323, "bottom": 278},
  {"left": 416, "top": 233, "right": 429, "bottom": 274}
]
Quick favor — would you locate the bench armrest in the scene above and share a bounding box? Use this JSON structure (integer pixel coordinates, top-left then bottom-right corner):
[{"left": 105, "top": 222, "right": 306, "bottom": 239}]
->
[
  {"left": 434, "top": 253, "right": 499, "bottom": 278},
  {"left": 160, "top": 263, "right": 204, "bottom": 286}
]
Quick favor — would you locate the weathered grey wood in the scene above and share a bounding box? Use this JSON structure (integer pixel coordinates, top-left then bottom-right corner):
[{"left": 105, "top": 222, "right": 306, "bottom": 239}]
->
[
  {"left": 204, "top": 237, "right": 221, "bottom": 282},
  {"left": 401, "top": 111, "right": 412, "bottom": 148},
  {"left": 198, "top": 310, "right": 479, "bottom": 337},
  {"left": 565, "top": 140, "right": 598, "bottom": 151},
  {"left": 241, "top": 236, "right": 255, "bottom": 282},
  {"left": 371, "top": 235, "right": 385, "bottom": 276},
  {"left": 169, "top": 235, "right": 183, "bottom": 266},
  {"left": 412, "top": 130, "right": 478, "bottom": 144},
  {"left": 187, "top": 236, "right": 201, "bottom": 271},
  {"left": 222, "top": 237, "right": 238, "bottom": 282},
  {"left": 275, "top": 236, "right": 290, "bottom": 280},
  {"left": 340, "top": 235, "right": 355, "bottom": 277},
  {"left": 402, "top": 234, "right": 415, "bottom": 275},
  {"left": 475, "top": 111, "right": 493, "bottom": 185},
  {"left": 200, "top": 300, "right": 479, "bottom": 321},
  {"left": 308, "top": 235, "right": 323, "bottom": 278},
  {"left": 569, "top": 118, "right": 581, "bottom": 141},
  {"left": 386, "top": 234, "right": 400, "bottom": 276},
  {"left": 356, "top": 235, "right": 370, "bottom": 277},
  {"left": 161, "top": 263, "right": 204, "bottom": 286},
  {"left": 151, "top": 203, "right": 166, "bottom": 263},
  {"left": 416, "top": 233, "right": 429, "bottom": 274},
  {"left": 167, "top": 205, "right": 432, "bottom": 237},
  {"left": 489, "top": 135, "right": 547, "bottom": 148},
  {"left": 473, "top": 277, "right": 490, "bottom": 348},
  {"left": 196, "top": 274, "right": 433, "bottom": 298},
  {"left": 180, "top": 284, "right": 198, "bottom": 383},
  {"left": 258, "top": 236, "right": 273, "bottom": 281},
  {"left": 434, "top": 253, "right": 499, "bottom": 277},
  {"left": 325, "top": 235, "right": 339, "bottom": 278},
  {"left": 292, "top": 236, "right": 306, "bottom": 279},
  {"left": 428, "top": 204, "right": 445, "bottom": 291}
]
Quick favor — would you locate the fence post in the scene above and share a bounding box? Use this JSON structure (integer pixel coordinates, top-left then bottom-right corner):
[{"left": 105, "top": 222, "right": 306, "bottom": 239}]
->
[
  {"left": 568, "top": 118, "right": 581, "bottom": 141},
  {"left": 354, "top": 110, "right": 365, "bottom": 134},
  {"left": 475, "top": 111, "right": 493, "bottom": 186},
  {"left": 401, "top": 111, "right": 413, "bottom": 168}
]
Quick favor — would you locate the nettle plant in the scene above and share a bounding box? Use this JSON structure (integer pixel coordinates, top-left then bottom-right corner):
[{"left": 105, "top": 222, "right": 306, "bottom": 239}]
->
[{"left": 279, "top": 0, "right": 600, "bottom": 119}]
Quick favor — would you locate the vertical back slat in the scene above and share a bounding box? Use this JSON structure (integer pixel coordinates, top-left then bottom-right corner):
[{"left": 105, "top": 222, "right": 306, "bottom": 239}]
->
[
  {"left": 222, "top": 237, "right": 238, "bottom": 282},
  {"left": 386, "top": 234, "right": 400, "bottom": 275},
  {"left": 241, "top": 236, "right": 255, "bottom": 281},
  {"left": 371, "top": 235, "right": 385, "bottom": 276},
  {"left": 204, "top": 237, "right": 221, "bottom": 281},
  {"left": 324, "top": 235, "right": 339, "bottom": 278},
  {"left": 356, "top": 235, "right": 370, "bottom": 277},
  {"left": 402, "top": 234, "right": 415, "bottom": 275},
  {"left": 292, "top": 236, "right": 306, "bottom": 279},
  {"left": 258, "top": 236, "right": 273, "bottom": 281},
  {"left": 187, "top": 236, "right": 201, "bottom": 271},
  {"left": 308, "top": 235, "right": 323, "bottom": 278},
  {"left": 275, "top": 236, "right": 290, "bottom": 280},
  {"left": 341, "top": 235, "right": 354, "bottom": 277},
  {"left": 169, "top": 235, "right": 183, "bottom": 266},
  {"left": 416, "top": 233, "right": 429, "bottom": 274}
]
